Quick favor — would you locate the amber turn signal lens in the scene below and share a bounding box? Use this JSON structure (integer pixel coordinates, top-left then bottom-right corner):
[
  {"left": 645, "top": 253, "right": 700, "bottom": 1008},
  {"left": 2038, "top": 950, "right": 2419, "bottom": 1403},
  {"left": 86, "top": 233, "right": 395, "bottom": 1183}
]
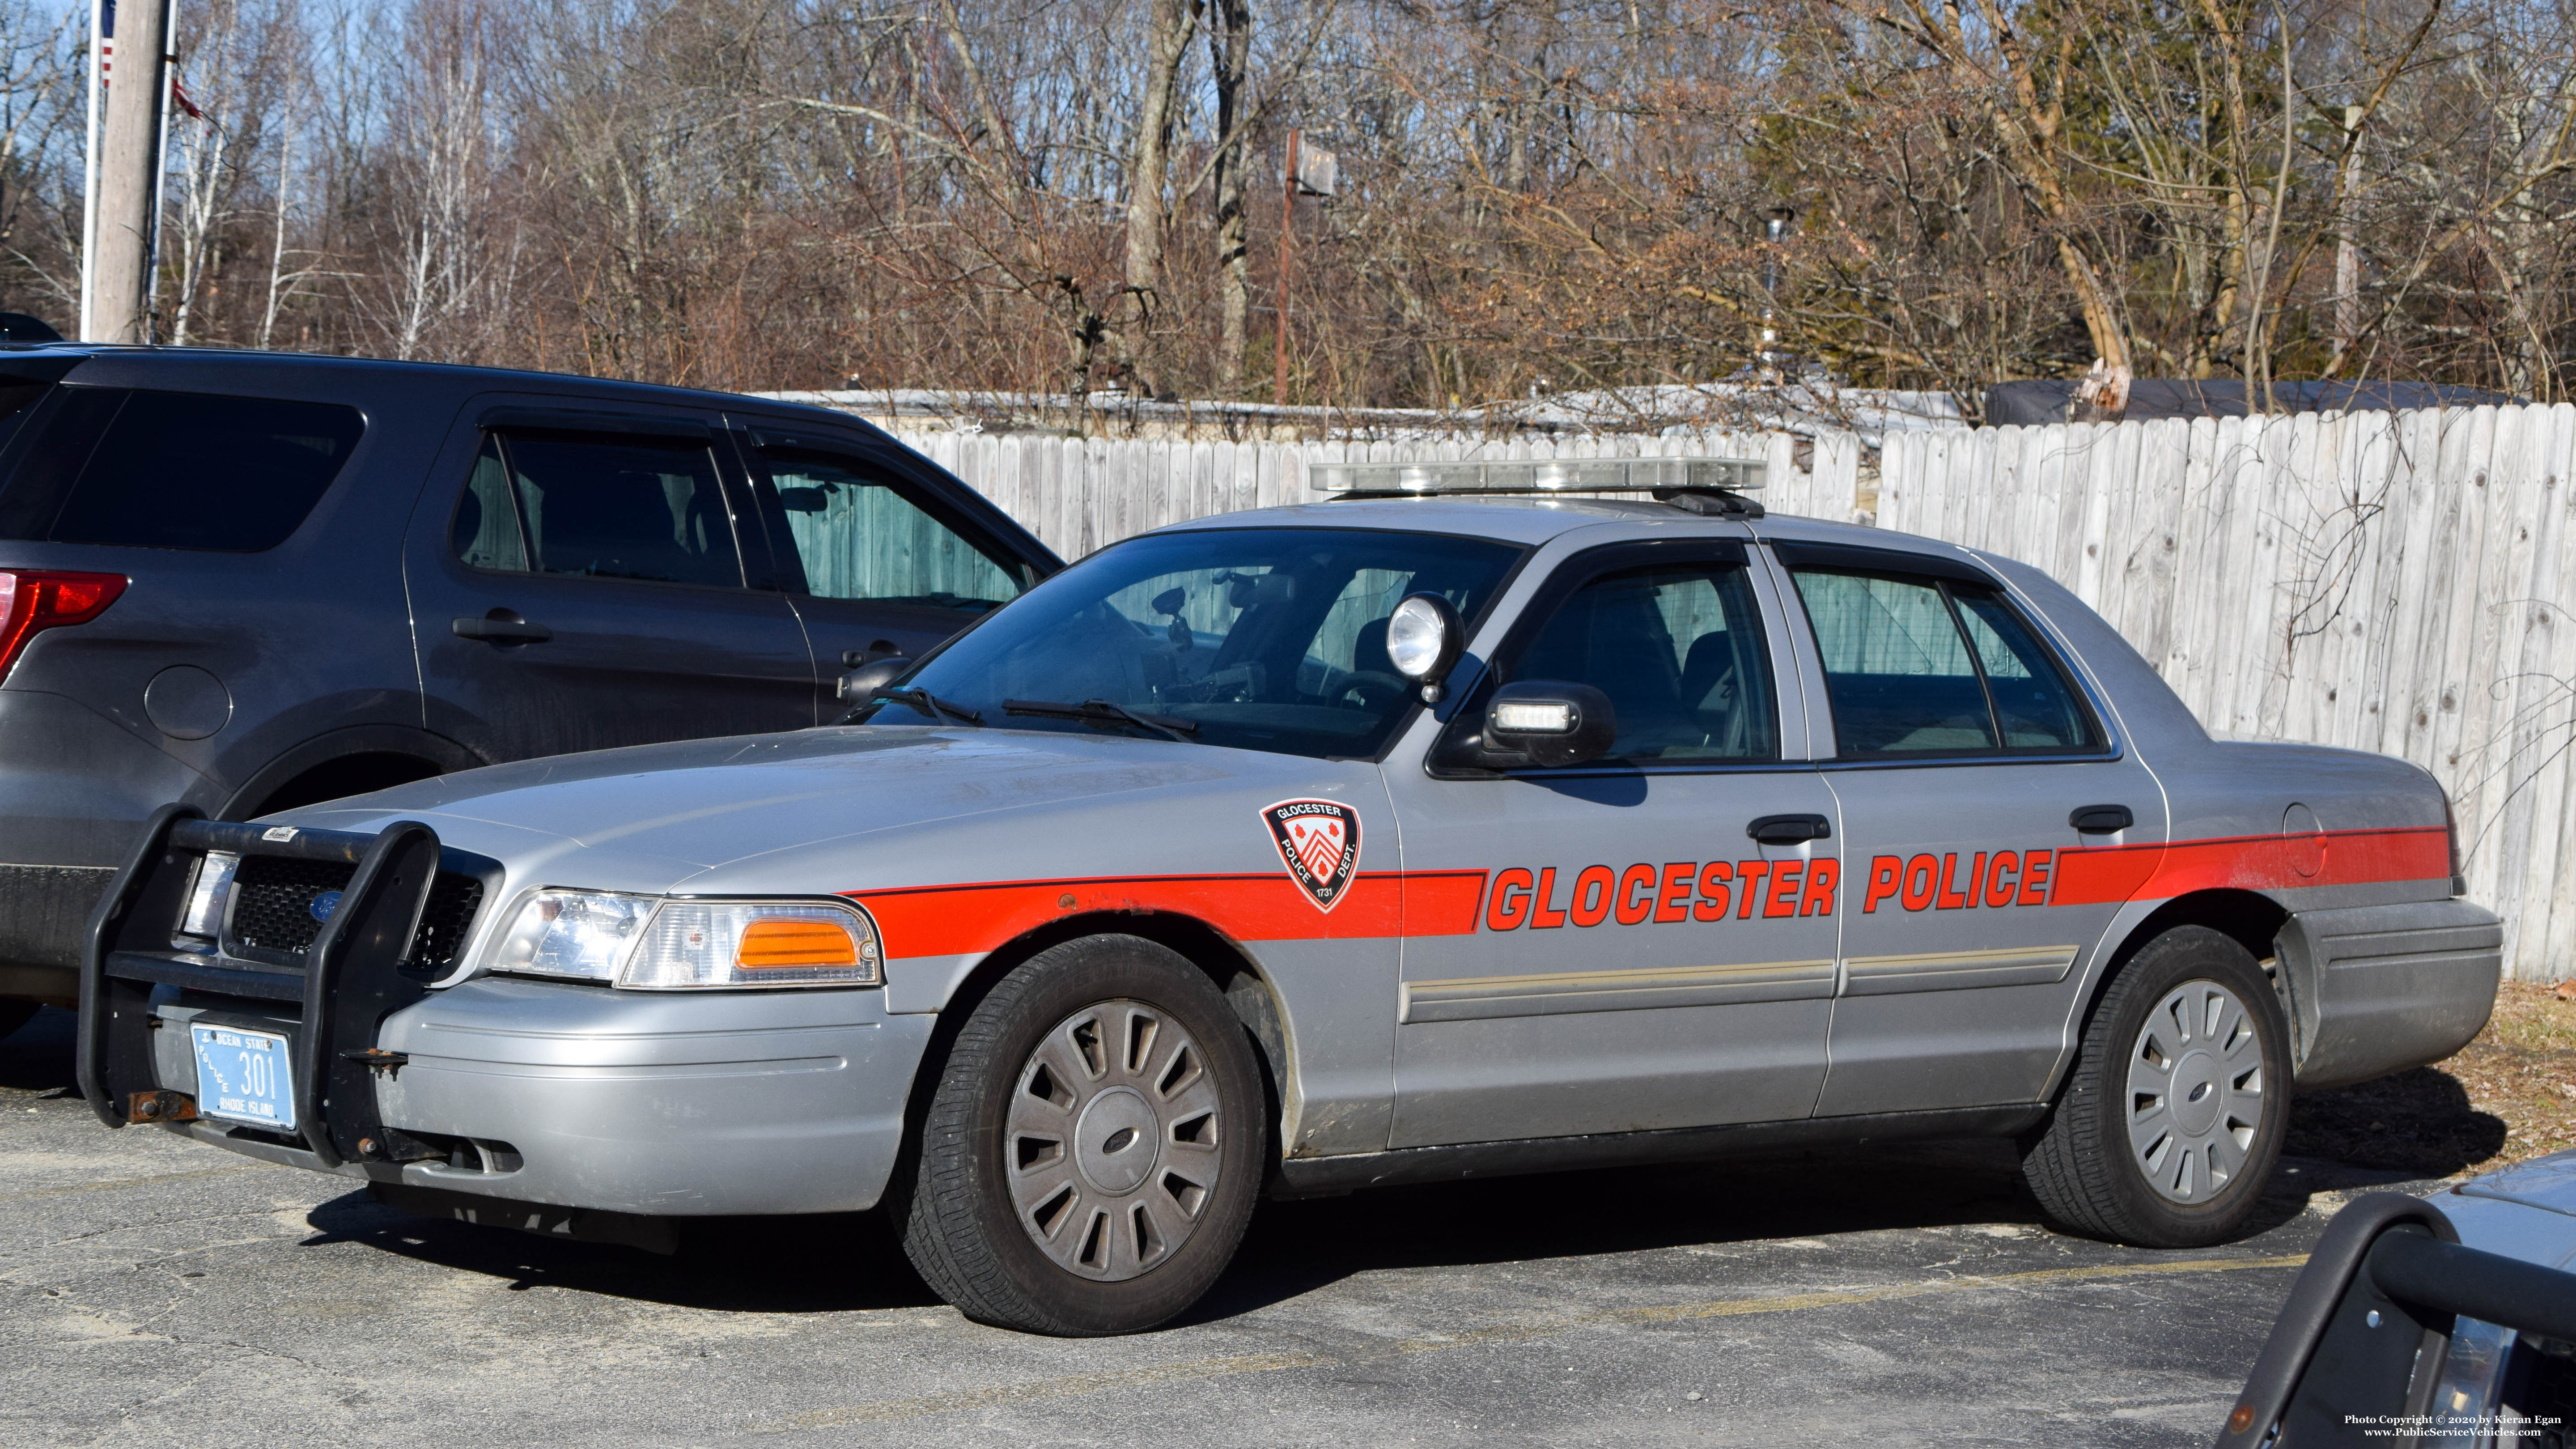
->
[{"left": 734, "top": 918, "right": 860, "bottom": 969}]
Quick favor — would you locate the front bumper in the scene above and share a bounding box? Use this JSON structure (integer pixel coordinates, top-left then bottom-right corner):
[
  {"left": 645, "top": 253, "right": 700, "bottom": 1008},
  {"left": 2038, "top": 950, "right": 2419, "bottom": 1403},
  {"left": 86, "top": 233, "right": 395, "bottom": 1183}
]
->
[
  {"left": 151, "top": 977, "right": 933, "bottom": 1216},
  {"left": 82, "top": 808, "right": 935, "bottom": 1224},
  {"left": 2275, "top": 897, "right": 2504, "bottom": 1090}
]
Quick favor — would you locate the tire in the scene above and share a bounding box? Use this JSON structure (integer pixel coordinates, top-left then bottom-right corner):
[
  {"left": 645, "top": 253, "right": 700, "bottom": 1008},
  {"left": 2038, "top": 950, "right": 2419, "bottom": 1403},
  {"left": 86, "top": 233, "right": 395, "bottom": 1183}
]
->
[
  {"left": 895, "top": 935, "right": 1265, "bottom": 1335},
  {"left": 0, "top": 999, "right": 35, "bottom": 1042},
  {"left": 2020, "top": 925, "right": 2291, "bottom": 1248}
]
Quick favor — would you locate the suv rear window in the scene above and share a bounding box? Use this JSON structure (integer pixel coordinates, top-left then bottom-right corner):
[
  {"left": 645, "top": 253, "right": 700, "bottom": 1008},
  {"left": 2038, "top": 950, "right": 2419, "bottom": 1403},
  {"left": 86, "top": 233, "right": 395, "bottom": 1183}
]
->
[{"left": 0, "top": 388, "right": 366, "bottom": 551}]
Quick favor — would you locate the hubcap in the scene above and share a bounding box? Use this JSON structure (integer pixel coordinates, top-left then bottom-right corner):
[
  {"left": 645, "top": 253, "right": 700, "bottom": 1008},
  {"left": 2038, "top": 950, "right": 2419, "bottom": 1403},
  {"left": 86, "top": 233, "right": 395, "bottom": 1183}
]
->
[
  {"left": 2126, "top": 979, "right": 2268, "bottom": 1203},
  {"left": 1005, "top": 999, "right": 1222, "bottom": 1280}
]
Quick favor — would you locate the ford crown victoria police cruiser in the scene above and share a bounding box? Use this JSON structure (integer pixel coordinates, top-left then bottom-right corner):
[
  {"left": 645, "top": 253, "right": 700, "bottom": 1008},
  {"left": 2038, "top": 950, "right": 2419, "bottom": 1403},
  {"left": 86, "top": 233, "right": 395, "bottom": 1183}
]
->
[{"left": 77, "top": 460, "right": 2503, "bottom": 1335}]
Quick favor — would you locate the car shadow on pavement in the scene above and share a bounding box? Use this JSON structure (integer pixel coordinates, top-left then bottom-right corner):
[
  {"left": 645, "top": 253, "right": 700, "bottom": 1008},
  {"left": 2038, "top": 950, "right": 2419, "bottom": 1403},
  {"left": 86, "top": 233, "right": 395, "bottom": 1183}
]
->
[
  {"left": 0, "top": 1004, "right": 74, "bottom": 1092},
  {"left": 2287, "top": 1067, "right": 2508, "bottom": 1178},
  {"left": 301, "top": 1189, "right": 948, "bottom": 1314}
]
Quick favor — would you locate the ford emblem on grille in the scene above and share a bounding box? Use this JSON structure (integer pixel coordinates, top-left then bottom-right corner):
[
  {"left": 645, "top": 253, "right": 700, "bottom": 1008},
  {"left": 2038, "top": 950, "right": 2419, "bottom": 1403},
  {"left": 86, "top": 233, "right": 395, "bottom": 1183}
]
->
[{"left": 308, "top": 889, "right": 343, "bottom": 924}]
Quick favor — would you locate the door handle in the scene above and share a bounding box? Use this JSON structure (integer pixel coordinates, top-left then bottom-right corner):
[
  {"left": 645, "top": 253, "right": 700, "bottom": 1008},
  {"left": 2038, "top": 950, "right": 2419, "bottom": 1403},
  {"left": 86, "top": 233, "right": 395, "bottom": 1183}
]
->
[
  {"left": 451, "top": 613, "right": 553, "bottom": 645},
  {"left": 2070, "top": 804, "right": 2135, "bottom": 833},
  {"left": 1747, "top": 813, "right": 1832, "bottom": 844}
]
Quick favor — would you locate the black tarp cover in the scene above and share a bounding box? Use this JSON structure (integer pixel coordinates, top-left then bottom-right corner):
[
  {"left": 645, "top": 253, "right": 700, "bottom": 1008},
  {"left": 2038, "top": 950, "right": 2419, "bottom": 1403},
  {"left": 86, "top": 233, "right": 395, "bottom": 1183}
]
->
[{"left": 1984, "top": 378, "right": 2518, "bottom": 427}]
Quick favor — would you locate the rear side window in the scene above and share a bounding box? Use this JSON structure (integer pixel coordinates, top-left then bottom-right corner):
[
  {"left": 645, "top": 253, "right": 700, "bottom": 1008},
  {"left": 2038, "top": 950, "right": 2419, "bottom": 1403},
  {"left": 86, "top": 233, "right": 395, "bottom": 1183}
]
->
[
  {"left": 745, "top": 449, "right": 1027, "bottom": 611},
  {"left": 1787, "top": 565, "right": 2099, "bottom": 756},
  {"left": 0, "top": 388, "right": 365, "bottom": 551},
  {"left": 453, "top": 430, "right": 743, "bottom": 589}
]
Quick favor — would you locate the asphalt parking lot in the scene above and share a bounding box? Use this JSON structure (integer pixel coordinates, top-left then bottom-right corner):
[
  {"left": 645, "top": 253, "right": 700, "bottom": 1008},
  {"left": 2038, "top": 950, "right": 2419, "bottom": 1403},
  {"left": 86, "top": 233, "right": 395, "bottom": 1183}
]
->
[{"left": 2, "top": 1006, "right": 2430, "bottom": 1448}]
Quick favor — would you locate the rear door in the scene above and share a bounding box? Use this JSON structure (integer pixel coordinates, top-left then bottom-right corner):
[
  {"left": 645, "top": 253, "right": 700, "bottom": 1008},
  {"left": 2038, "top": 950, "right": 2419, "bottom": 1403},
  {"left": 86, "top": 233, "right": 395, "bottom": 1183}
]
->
[
  {"left": 723, "top": 424, "right": 1044, "bottom": 700},
  {"left": 1762, "top": 540, "right": 2170, "bottom": 1115},
  {"left": 405, "top": 398, "right": 817, "bottom": 762}
]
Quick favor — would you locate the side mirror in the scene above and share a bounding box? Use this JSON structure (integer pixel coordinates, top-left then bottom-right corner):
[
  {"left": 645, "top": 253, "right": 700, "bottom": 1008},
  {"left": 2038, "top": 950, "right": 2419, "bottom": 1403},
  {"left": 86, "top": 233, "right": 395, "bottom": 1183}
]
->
[
  {"left": 836, "top": 655, "right": 912, "bottom": 703},
  {"left": 1484, "top": 680, "right": 1617, "bottom": 768},
  {"left": 1386, "top": 592, "right": 1464, "bottom": 701}
]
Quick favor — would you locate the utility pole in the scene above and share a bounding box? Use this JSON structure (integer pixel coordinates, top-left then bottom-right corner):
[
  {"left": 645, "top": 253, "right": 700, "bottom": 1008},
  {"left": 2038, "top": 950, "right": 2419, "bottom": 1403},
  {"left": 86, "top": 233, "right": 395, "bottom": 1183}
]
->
[
  {"left": 78, "top": 0, "right": 103, "bottom": 339},
  {"left": 89, "top": 0, "right": 173, "bottom": 344},
  {"left": 2331, "top": 104, "right": 2364, "bottom": 370},
  {"left": 1273, "top": 130, "right": 1299, "bottom": 406}
]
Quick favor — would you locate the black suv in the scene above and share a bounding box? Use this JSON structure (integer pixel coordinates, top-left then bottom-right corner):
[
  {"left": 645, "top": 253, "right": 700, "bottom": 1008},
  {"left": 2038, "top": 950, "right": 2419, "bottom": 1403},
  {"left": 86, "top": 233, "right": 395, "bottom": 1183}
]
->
[{"left": 0, "top": 345, "right": 1058, "bottom": 1033}]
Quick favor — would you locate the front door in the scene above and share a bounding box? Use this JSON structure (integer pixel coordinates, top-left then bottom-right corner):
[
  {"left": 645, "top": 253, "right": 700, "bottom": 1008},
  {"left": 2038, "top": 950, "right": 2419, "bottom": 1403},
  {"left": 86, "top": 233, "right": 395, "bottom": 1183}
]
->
[
  {"left": 1384, "top": 539, "right": 1841, "bottom": 1148},
  {"left": 1764, "top": 542, "right": 2170, "bottom": 1115},
  {"left": 407, "top": 398, "right": 818, "bottom": 763}
]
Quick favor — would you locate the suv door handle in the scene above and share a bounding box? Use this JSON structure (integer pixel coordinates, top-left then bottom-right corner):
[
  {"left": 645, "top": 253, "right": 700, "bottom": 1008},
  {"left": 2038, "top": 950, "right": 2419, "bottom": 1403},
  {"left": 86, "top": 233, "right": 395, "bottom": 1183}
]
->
[
  {"left": 452, "top": 614, "right": 553, "bottom": 645},
  {"left": 2070, "top": 804, "right": 2135, "bottom": 833},
  {"left": 1747, "top": 813, "right": 1832, "bottom": 844}
]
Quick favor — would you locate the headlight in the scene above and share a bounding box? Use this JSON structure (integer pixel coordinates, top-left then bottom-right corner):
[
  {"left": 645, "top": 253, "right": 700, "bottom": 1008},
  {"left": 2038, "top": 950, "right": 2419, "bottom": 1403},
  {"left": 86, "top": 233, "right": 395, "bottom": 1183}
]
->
[
  {"left": 175, "top": 851, "right": 239, "bottom": 945},
  {"left": 487, "top": 889, "right": 883, "bottom": 990}
]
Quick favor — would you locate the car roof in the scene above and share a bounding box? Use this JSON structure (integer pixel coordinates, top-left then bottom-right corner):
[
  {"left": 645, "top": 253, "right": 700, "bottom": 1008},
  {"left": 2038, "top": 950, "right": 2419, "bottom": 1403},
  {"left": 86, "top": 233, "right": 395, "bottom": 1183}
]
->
[
  {"left": 1154, "top": 493, "right": 1987, "bottom": 569},
  {"left": 2, "top": 342, "right": 866, "bottom": 431}
]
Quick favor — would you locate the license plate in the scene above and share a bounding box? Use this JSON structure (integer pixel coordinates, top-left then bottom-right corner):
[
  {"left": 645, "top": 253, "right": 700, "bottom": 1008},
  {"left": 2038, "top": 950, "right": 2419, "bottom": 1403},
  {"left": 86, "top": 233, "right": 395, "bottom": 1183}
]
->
[{"left": 189, "top": 1024, "right": 296, "bottom": 1131}]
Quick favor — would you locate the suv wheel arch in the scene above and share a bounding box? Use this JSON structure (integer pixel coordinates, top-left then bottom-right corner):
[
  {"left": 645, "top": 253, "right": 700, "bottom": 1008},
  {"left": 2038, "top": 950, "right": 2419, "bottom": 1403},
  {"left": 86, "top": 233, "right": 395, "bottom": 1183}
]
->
[{"left": 223, "top": 725, "right": 483, "bottom": 820}]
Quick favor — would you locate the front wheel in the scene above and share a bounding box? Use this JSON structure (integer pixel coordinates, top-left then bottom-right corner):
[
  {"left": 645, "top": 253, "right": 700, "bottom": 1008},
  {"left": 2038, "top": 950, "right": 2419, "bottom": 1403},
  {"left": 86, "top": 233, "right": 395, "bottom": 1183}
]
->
[
  {"left": 2020, "top": 926, "right": 2291, "bottom": 1247},
  {"left": 895, "top": 935, "right": 1265, "bottom": 1335}
]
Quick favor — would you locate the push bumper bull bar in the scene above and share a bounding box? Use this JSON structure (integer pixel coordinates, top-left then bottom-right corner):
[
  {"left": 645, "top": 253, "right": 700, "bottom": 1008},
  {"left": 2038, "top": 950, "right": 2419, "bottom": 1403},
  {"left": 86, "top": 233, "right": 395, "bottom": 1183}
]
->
[{"left": 77, "top": 803, "right": 450, "bottom": 1167}]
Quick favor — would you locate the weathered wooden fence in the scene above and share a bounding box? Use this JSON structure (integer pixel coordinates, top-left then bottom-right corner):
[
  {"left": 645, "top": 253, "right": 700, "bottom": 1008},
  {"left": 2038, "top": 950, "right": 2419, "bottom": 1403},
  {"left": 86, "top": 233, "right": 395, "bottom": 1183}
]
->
[
  {"left": 883, "top": 409, "right": 2573, "bottom": 981},
  {"left": 1880, "top": 406, "right": 2575, "bottom": 983}
]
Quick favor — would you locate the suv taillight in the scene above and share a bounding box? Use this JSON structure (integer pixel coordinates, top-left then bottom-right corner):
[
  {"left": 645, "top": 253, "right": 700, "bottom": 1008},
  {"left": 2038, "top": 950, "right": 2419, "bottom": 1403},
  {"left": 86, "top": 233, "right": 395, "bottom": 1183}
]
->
[{"left": 0, "top": 570, "right": 126, "bottom": 681}]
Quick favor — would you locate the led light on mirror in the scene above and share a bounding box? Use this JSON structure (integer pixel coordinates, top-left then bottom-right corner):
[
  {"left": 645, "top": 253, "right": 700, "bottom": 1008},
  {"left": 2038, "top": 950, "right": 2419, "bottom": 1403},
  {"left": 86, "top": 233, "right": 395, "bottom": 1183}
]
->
[{"left": 1493, "top": 700, "right": 1575, "bottom": 733}]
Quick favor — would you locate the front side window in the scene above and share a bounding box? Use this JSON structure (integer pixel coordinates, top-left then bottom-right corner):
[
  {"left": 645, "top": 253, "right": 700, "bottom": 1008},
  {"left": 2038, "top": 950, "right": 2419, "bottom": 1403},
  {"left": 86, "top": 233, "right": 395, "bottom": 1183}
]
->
[
  {"left": 1788, "top": 565, "right": 2097, "bottom": 756},
  {"left": 748, "top": 451, "right": 1026, "bottom": 613},
  {"left": 452, "top": 430, "right": 742, "bottom": 588},
  {"left": 1509, "top": 559, "right": 1778, "bottom": 763},
  {"left": 0, "top": 387, "right": 365, "bottom": 551},
  {"left": 884, "top": 527, "right": 1524, "bottom": 759}
]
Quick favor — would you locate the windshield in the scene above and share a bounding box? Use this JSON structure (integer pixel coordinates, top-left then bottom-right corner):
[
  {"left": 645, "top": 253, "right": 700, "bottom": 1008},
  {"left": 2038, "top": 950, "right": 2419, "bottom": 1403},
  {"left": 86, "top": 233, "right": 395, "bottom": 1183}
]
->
[{"left": 875, "top": 526, "right": 1525, "bottom": 758}]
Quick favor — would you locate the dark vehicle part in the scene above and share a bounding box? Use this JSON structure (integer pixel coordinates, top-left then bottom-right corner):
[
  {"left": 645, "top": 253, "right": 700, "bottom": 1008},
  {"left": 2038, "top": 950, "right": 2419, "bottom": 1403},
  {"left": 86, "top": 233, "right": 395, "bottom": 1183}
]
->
[
  {"left": 2020, "top": 925, "right": 2291, "bottom": 1247},
  {"left": 2215, "top": 1191, "right": 2576, "bottom": 1448},
  {"left": 895, "top": 934, "right": 1264, "bottom": 1336},
  {"left": 0, "top": 344, "right": 1058, "bottom": 1018}
]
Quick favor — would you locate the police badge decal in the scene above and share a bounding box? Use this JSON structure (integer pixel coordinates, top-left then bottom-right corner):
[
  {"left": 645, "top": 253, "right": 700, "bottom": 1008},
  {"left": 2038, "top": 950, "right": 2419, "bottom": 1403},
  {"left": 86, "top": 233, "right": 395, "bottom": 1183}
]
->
[{"left": 1260, "top": 799, "right": 1359, "bottom": 912}]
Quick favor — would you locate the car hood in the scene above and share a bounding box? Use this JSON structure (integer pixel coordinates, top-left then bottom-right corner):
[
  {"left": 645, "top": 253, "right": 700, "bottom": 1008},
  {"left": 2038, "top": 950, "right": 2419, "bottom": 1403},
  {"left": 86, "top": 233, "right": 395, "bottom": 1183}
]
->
[
  {"left": 283, "top": 724, "right": 1362, "bottom": 897},
  {"left": 2456, "top": 1148, "right": 2576, "bottom": 1220}
]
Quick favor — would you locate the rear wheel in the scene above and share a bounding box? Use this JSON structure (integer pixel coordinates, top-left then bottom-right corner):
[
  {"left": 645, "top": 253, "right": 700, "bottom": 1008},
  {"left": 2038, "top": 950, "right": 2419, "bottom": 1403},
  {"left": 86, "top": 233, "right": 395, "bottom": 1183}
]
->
[
  {"left": 2021, "top": 926, "right": 2290, "bottom": 1247},
  {"left": 896, "top": 935, "right": 1265, "bottom": 1335}
]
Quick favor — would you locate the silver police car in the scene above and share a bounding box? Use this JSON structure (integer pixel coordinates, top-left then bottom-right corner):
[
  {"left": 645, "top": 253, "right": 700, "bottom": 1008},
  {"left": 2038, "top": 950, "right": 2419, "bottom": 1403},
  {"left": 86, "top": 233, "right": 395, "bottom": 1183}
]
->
[{"left": 78, "top": 462, "right": 2504, "bottom": 1335}]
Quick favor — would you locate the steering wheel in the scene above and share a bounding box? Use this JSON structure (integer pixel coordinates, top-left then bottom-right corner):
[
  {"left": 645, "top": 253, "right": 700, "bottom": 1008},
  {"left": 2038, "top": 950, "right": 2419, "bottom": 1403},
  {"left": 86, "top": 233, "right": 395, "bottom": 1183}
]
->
[{"left": 1337, "top": 671, "right": 1411, "bottom": 711}]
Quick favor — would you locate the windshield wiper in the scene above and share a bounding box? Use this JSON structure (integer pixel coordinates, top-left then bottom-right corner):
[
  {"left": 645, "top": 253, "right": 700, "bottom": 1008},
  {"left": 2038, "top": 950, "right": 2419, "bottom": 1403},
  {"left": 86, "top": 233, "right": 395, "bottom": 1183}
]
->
[
  {"left": 870, "top": 687, "right": 984, "bottom": 726},
  {"left": 1003, "top": 697, "right": 1200, "bottom": 743}
]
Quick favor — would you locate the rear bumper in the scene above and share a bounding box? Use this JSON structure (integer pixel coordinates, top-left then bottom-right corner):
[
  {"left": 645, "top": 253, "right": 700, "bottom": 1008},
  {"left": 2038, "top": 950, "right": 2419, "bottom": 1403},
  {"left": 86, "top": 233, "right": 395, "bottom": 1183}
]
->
[
  {"left": 2276, "top": 897, "right": 2503, "bottom": 1090},
  {"left": 0, "top": 864, "right": 115, "bottom": 1003},
  {"left": 152, "top": 977, "right": 935, "bottom": 1216},
  {"left": 0, "top": 688, "right": 216, "bottom": 994}
]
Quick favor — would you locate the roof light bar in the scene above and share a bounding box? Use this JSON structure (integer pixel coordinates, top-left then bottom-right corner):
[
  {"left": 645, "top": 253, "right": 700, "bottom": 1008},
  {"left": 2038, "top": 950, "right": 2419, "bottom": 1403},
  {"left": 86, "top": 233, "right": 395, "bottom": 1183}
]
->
[{"left": 1310, "top": 456, "right": 1766, "bottom": 496}]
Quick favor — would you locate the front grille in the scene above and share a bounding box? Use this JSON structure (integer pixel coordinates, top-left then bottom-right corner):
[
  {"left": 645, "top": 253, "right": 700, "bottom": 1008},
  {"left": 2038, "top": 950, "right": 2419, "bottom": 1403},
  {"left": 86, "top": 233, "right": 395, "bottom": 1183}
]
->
[{"left": 226, "top": 856, "right": 486, "bottom": 971}]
